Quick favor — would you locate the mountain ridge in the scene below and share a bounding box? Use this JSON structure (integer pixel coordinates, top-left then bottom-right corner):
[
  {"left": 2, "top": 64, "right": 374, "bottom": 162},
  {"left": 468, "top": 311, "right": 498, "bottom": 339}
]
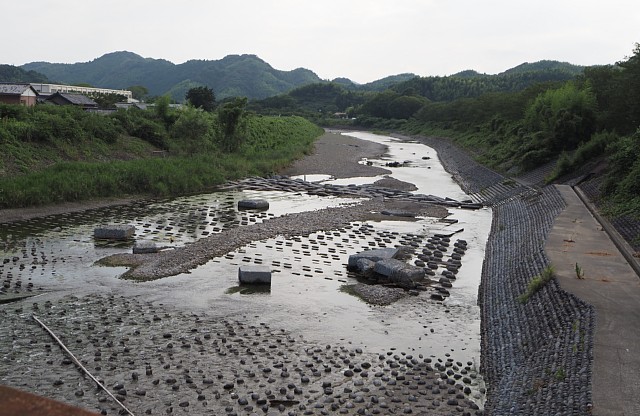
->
[
  {"left": 15, "top": 51, "right": 584, "bottom": 102},
  {"left": 21, "top": 51, "right": 322, "bottom": 101}
]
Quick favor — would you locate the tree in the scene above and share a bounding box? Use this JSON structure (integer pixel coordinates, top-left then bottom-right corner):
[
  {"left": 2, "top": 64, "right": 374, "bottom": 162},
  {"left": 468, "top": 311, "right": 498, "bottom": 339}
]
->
[
  {"left": 616, "top": 43, "right": 640, "bottom": 132},
  {"left": 92, "top": 93, "right": 127, "bottom": 109},
  {"left": 128, "top": 85, "right": 149, "bottom": 101},
  {"left": 217, "top": 97, "right": 247, "bottom": 152},
  {"left": 523, "top": 82, "right": 597, "bottom": 151},
  {"left": 387, "top": 96, "right": 426, "bottom": 119},
  {"left": 170, "top": 106, "right": 215, "bottom": 154},
  {"left": 154, "top": 94, "right": 178, "bottom": 126},
  {"left": 359, "top": 90, "right": 400, "bottom": 118},
  {"left": 186, "top": 86, "right": 216, "bottom": 111}
]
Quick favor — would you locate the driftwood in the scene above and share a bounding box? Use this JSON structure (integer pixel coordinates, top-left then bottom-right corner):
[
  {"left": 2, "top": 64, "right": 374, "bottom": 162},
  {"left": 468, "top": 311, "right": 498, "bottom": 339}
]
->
[{"left": 32, "top": 315, "right": 135, "bottom": 416}]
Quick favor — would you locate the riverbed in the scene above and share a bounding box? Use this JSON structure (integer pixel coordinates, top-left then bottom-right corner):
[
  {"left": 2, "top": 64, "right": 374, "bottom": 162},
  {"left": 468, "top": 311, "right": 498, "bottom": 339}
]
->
[{"left": 0, "top": 131, "right": 491, "bottom": 415}]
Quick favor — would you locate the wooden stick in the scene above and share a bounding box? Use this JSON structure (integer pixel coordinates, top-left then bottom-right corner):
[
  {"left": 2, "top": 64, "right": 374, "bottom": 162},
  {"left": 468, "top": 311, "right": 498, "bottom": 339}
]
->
[{"left": 32, "top": 315, "right": 135, "bottom": 416}]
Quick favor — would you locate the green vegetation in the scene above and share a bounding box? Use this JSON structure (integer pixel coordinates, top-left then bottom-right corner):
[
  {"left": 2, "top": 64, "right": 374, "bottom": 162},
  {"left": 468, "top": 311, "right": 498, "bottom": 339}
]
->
[
  {"left": 249, "top": 61, "right": 581, "bottom": 125},
  {"left": 0, "top": 64, "right": 49, "bottom": 83},
  {"left": 518, "top": 265, "right": 556, "bottom": 304},
  {"left": 575, "top": 263, "right": 585, "bottom": 279},
  {"left": 21, "top": 52, "right": 322, "bottom": 101},
  {"left": 0, "top": 102, "right": 321, "bottom": 208},
  {"left": 253, "top": 44, "right": 640, "bottom": 225},
  {"left": 600, "top": 131, "right": 640, "bottom": 219},
  {"left": 217, "top": 97, "right": 248, "bottom": 152},
  {"left": 554, "top": 367, "right": 566, "bottom": 381},
  {"left": 186, "top": 86, "right": 216, "bottom": 111}
]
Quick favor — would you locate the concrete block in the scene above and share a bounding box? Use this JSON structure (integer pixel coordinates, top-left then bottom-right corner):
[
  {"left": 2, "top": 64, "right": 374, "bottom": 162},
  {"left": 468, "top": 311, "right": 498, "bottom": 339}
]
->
[
  {"left": 238, "top": 199, "right": 269, "bottom": 210},
  {"left": 133, "top": 240, "right": 158, "bottom": 254},
  {"left": 238, "top": 266, "right": 272, "bottom": 284},
  {"left": 94, "top": 225, "right": 136, "bottom": 240}
]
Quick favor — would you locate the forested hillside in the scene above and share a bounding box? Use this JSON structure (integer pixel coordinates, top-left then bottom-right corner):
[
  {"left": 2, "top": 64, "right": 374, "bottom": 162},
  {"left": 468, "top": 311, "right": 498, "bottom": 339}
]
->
[
  {"left": 0, "top": 65, "right": 49, "bottom": 83},
  {"left": 249, "top": 60, "right": 583, "bottom": 121},
  {"left": 389, "top": 61, "right": 582, "bottom": 102},
  {"left": 21, "top": 52, "right": 322, "bottom": 101}
]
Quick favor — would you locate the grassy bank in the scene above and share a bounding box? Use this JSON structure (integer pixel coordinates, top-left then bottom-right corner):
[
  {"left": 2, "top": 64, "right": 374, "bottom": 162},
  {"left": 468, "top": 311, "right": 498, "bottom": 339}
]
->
[{"left": 0, "top": 103, "right": 321, "bottom": 208}]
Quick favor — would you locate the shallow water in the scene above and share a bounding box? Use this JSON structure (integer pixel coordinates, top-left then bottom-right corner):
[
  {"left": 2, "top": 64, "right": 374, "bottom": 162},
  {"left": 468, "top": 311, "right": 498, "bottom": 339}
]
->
[
  {"left": 139, "top": 132, "right": 492, "bottom": 370},
  {"left": 0, "top": 190, "right": 357, "bottom": 293}
]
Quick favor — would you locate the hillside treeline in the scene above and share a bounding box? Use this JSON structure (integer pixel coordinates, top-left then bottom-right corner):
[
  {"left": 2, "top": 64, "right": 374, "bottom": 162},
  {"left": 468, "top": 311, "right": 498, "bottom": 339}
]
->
[
  {"left": 251, "top": 45, "right": 640, "bottom": 222},
  {"left": 249, "top": 60, "right": 583, "bottom": 118},
  {"left": 403, "top": 46, "right": 640, "bottom": 221},
  {"left": 0, "top": 101, "right": 321, "bottom": 208}
]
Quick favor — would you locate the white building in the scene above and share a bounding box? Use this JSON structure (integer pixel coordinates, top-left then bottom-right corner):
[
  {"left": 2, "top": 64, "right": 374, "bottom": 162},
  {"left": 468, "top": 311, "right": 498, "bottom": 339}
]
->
[{"left": 30, "top": 83, "right": 134, "bottom": 102}]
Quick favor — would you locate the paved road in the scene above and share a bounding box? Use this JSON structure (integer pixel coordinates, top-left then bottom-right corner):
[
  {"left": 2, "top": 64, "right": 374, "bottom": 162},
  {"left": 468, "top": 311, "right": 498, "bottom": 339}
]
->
[{"left": 546, "top": 185, "right": 640, "bottom": 416}]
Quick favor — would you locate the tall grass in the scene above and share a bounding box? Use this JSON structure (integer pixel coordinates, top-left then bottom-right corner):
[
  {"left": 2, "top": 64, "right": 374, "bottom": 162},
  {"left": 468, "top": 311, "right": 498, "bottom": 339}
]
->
[{"left": 0, "top": 114, "right": 322, "bottom": 208}]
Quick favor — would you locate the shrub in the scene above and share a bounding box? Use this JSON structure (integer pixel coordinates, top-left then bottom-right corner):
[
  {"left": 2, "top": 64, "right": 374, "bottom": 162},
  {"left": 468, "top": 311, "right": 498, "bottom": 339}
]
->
[
  {"left": 131, "top": 118, "right": 168, "bottom": 149},
  {"left": 0, "top": 103, "right": 27, "bottom": 119},
  {"left": 169, "top": 107, "right": 216, "bottom": 154},
  {"left": 81, "top": 114, "right": 122, "bottom": 143}
]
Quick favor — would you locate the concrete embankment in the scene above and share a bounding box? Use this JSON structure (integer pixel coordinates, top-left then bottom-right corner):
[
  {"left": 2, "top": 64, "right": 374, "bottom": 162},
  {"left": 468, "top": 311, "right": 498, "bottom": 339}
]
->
[
  {"left": 547, "top": 185, "right": 640, "bottom": 416},
  {"left": 412, "top": 135, "right": 596, "bottom": 415}
]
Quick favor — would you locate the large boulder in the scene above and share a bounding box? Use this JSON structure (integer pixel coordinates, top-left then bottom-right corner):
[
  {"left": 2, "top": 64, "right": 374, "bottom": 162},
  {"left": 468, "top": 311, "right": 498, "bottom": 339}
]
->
[
  {"left": 347, "top": 248, "right": 399, "bottom": 271},
  {"left": 373, "top": 258, "right": 426, "bottom": 289}
]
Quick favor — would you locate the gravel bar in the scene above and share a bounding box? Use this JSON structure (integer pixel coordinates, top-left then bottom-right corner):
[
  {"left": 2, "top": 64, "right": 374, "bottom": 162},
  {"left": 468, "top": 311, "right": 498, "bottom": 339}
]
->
[{"left": 100, "top": 199, "right": 447, "bottom": 281}]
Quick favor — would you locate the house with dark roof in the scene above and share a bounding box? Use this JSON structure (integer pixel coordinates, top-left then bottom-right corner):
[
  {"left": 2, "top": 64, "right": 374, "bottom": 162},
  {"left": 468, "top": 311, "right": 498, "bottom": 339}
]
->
[
  {"left": 0, "top": 82, "right": 38, "bottom": 106},
  {"left": 45, "top": 92, "right": 98, "bottom": 110}
]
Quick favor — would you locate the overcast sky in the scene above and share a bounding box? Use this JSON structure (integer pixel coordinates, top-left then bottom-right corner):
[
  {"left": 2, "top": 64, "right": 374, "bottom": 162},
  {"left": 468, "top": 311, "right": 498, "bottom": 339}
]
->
[{"left": 5, "top": 1, "right": 639, "bottom": 84}]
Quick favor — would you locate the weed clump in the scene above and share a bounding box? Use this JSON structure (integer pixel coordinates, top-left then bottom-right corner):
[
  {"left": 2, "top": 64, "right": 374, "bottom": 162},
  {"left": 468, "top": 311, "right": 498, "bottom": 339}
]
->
[{"left": 518, "top": 265, "right": 555, "bottom": 303}]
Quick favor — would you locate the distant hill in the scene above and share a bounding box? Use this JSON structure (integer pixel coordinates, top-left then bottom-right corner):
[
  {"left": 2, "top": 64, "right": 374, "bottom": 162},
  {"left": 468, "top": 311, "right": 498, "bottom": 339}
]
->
[
  {"left": 249, "top": 60, "right": 586, "bottom": 118},
  {"left": 332, "top": 73, "right": 419, "bottom": 92},
  {"left": 390, "top": 60, "right": 584, "bottom": 102},
  {"left": 22, "top": 51, "right": 322, "bottom": 101},
  {"left": 499, "top": 60, "right": 584, "bottom": 75},
  {"left": 452, "top": 70, "right": 484, "bottom": 78},
  {"left": 0, "top": 64, "right": 49, "bottom": 83}
]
